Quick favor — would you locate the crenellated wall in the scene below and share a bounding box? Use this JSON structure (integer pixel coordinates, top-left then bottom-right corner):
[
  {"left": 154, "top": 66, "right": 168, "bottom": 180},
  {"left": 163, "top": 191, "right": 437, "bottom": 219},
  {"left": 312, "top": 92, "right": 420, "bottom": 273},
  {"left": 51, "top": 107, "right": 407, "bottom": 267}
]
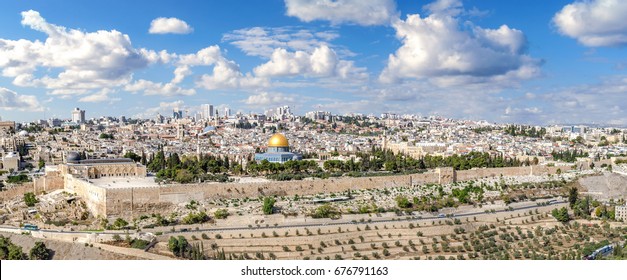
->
[{"left": 63, "top": 165, "right": 568, "bottom": 219}]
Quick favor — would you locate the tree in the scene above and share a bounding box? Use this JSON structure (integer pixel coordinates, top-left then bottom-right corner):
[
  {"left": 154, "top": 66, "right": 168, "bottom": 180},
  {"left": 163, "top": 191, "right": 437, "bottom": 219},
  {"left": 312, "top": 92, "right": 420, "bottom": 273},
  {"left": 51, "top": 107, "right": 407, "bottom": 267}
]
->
[
  {"left": 8, "top": 244, "right": 26, "bottom": 260},
  {"left": 148, "top": 150, "right": 166, "bottom": 172},
  {"left": 568, "top": 187, "right": 578, "bottom": 209},
  {"left": 167, "top": 236, "right": 192, "bottom": 258},
  {"left": 0, "top": 235, "right": 11, "bottom": 259},
  {"left": 113, "top": 218, "right": 129, "bottom": 229},
  {"left": 214, "top": 209, "right": 229, "bottom": 219},
  {"left": 140, "top": 151, "right": 147, "bottom": 165},
  {"left": 262, "top": 197, "right": 276, "bottom": 215},
  {"left": 177, "top": 236, "right": 189, "bottom": 258},
  {"left": 551, "top": 207, "right": 571, "bottom": 223},
  {"left": 29, "top": 241, "right": 52, "bottom": 260},
  {"left": 38, "top": 159, "right": 45, "bottom": 169},
  {"left": 174, "top": 169, "right": 194, "bottom": 184},
  {"left": 123, "top": 152, "right": 141, "bottom": 162},
  {"left": 312, "top": 204, "right": 341, "bottom": 219},
  {"left": 182, "top": 212, "right": 209, "bottom": 224},
  {"left": 396, "top": 195, "right": 412, "bottom": 209},
  {"left": 168, "top": 236, "right": 180, "bottom": 256},
  {"left": 24, "top": 192, "right": 38, "bottom": 207}
]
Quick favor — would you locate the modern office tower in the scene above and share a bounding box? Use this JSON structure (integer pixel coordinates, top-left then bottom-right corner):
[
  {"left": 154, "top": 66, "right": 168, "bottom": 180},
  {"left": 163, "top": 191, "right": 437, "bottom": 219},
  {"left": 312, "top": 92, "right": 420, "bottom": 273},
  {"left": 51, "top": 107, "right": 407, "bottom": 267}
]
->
[
  {"left": 71, "top": 108, "right": 86, "bottom": 123},
  {"left": 155, "top": 113, "right": 164, "bottom": 124},
  {"left": 201, "top": 104, "right": 214, "bottom": 119},
  {"left": 173, "top": 108, "right": 183, "bottom": 119}
]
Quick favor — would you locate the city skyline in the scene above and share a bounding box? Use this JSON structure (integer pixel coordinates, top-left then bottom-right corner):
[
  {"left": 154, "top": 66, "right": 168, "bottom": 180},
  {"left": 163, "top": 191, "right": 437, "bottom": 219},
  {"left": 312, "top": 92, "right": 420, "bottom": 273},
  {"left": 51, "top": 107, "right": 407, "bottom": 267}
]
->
[{"left": 1, "top": 0, "right": 627, "bottom": 126}]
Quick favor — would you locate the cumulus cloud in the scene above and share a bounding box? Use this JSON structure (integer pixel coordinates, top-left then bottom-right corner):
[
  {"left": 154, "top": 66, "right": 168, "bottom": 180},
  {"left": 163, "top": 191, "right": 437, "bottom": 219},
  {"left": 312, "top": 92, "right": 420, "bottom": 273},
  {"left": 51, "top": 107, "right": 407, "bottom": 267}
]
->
[
  {"left": 124, "top": 79, "right": 195, "bottom": 96},
  {"left": 149, "top": 17, "right": 193, "bottom": 34},
  {"left": 0, "top": 10, "right": 155, "bottom": 97},
  {"left": 380, "top": 1, "right": 541, "bottom": 85},
  {"left": 284, "top": 0, "right": 397, "bottom": 26},
  {"left": 222, "top": 27, "right": 347, "bottom": 58},
  {"left": 0, "top": 87, "right": 43, "bottom": 111},
  {"left": 253, "top": 45, "right": 366, "bottom": 79},
  {"left": 197, "top": 60, "right": 268, "bottom": 90},
  {"left": 125, "top": 45, "right": 267, "bottom": 95},
  {"left": 134, "top": 100, "right": 187, "bottom": 118},
  {"left": 358, "top": 74, "right": 627, "bottom": 126},
  {"left": 553, "top": 0, "right": 627, "bottom": 47},
  {"left": 78, "top": 89, "right": 121, "bottom": 103},
  {"left": 244, "top": 92, "right": 295, "bottom": 106}
]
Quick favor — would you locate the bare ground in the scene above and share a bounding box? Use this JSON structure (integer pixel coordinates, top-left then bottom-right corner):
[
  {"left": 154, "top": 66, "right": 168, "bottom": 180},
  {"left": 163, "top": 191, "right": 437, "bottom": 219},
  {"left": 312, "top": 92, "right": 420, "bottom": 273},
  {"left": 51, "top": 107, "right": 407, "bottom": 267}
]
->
[
  {"left": 2, "top": 233, "right": 142, "bottom": 260},
  {"left": 578, "top": 172, "right": 627, "bottom": 201}
]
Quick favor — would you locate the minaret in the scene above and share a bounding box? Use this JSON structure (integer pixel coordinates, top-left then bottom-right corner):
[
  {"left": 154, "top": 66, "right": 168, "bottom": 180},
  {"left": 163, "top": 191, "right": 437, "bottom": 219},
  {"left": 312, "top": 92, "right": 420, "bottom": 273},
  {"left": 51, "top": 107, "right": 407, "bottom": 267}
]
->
[
  {"left": 382, "top": 130, "right": 388, "bottom": 150},
  {"left": 196, "top": 135, "right": 201, "bottom": 161}
]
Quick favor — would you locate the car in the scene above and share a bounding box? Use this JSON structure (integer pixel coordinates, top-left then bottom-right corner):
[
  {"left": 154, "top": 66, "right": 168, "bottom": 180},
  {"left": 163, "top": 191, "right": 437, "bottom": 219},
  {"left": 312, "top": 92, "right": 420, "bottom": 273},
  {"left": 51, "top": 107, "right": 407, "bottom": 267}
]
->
[{"left": 437, "top": 214, "right": 446, "bottom": 218}]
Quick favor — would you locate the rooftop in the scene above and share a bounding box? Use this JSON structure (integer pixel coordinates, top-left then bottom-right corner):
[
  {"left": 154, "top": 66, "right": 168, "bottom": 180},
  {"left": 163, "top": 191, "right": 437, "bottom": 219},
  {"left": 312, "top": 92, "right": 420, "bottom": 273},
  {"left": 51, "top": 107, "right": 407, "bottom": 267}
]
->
[{"left": 88, "top": 177, "right": 159, "bottom": 189}]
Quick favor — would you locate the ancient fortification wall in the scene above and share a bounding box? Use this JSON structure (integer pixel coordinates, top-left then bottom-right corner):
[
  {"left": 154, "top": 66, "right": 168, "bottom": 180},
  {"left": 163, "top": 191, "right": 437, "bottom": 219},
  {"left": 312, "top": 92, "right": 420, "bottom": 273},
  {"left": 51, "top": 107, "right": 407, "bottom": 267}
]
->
[
  {"left": 62, "top": 165, "right": 567, "bottom": 219},
  {"left": 0, "top": 173, "right": 64, "bottom": 203},
  {"left": 0, "top": 183, "right": 35, "bottom": 203},
  {"left": 32, "top": 172, "right": 65, "bottom": 194},
  {"left": 64, "top": 175, "right": 107, "bottom": 218}
]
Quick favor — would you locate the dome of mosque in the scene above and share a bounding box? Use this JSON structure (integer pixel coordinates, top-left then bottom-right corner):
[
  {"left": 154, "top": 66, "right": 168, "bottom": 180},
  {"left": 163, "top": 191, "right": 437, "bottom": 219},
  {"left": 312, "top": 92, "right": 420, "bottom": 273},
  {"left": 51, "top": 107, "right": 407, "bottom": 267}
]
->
[
  {"left": 67, "top": 152, "right": 80, "bottom": 163},
  {"left": 268, "top": 133, "right": 289, "bottom": 147}
]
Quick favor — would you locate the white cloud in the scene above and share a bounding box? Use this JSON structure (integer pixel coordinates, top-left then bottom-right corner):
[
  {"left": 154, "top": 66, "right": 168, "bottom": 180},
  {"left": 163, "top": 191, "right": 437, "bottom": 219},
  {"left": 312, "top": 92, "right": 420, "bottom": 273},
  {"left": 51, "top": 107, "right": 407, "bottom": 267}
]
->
[
  {"left": 284, "top": 0, "right": 397, "bottom": 26},
  {"left": 316, "top": 99, "right": 387, "bottom": 115},
  {"left": 380, "top": 1, "right": 541, "bottom": 85},
  {"left": 359, "top": 75, "right": 627, "bottom": 126},
  {"left": 126, "top": 45, "right": 266, "bottom": 95},
  {"left": 134, "top": 100, "right": 187, "bottom": 118},
  {"left": 197, "top": 60, "right": 268, "bottom": 90},
  {"left": 423, "top": 0, "right": 463, "bottom": 16},
  {"left": 223, "top": 27, "right": 348, "bottom": 58},
  {"left": 0, "top": 87, "right": 43, "bottom": 111},
  {"left": 253, "top": 45, "right": 366, "bottom": 79},
  {"left": 178, "top": 45, "right": 268, "bottom": 91},
  {"left": 149, "top": 17, "right": 193, "bottom": 34},
  {"left": 78, "top": 89, "right": 121, "bottom": 103},
  {"left": 177, "top": 46, "right": 222, "bottom": 66},
  {"left": 124, "top": 79, "right": 195, "bottom": 96},
  {"left": 553, "top": 0, "right": 627, "bottom": 47},
  {"left": 0, "top": 10, "right": 154, "bottom": 97},
  {"left": 244, "top": 92, "right": 295, "bottom": 106}
]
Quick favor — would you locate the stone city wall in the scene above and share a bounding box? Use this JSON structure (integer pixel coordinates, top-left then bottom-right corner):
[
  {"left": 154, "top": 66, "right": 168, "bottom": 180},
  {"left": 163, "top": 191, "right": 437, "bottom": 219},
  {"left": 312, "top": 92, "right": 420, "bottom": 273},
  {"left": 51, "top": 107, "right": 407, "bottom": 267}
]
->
[
  {"left": 32, "top": 172, "right": 65, "bottom": 194},
  {"left": 456, "top": 166, "right": 531, "bottom": 181},
  {"left": 103, "top": 171, "right": 442, "bottom": 218},
  {"left": 0, "top": 183, "right": 35, "bottom": 203},
  {"left": 63, "top": 165, "right": 567, "bottom": 219},
  {"left": 0, "top": 174, "right": 64, "bottom": 203},
  {"left": 105, "top": 187, "right": 172, "bottom": 218},
  {"left": 64, "top": 175, "right": 107, "bottom": 218},
  {"left": 102, "top": 165, "right": 565, "bottom": 219}
]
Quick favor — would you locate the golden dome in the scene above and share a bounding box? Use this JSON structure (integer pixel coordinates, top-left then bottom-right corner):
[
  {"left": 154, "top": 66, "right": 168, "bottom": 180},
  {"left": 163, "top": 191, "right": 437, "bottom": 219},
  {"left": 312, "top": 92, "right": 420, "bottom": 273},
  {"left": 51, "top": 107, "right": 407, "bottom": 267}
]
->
[{"left": 268, "top": 133, "right": 289, "bottom": 147}]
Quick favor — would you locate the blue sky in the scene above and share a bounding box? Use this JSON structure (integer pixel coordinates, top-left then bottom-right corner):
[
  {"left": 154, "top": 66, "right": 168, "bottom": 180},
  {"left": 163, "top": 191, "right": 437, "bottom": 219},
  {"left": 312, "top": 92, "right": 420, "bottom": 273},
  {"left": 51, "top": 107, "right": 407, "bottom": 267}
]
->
[{"left": 0, "top": 0, "right": 626, "bottom": 126}]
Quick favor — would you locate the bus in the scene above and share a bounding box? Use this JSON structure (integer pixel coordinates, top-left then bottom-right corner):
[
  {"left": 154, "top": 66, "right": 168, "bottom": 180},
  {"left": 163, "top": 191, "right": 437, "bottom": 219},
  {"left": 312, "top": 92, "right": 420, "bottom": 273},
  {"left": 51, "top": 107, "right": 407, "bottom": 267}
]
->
[
  {"left": 22, "top": 224, "right": 39, "bottom": 231},
  {"left": 584, "top": 245, "right": 614, "bottom": 260}
]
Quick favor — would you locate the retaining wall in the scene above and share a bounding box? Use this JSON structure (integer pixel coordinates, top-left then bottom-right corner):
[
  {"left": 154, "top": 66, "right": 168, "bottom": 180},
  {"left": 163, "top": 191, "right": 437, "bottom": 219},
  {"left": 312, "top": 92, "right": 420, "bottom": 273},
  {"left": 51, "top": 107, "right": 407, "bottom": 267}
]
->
[{"left": 65, "top": 165, "right": 567, "bottom": 219}]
